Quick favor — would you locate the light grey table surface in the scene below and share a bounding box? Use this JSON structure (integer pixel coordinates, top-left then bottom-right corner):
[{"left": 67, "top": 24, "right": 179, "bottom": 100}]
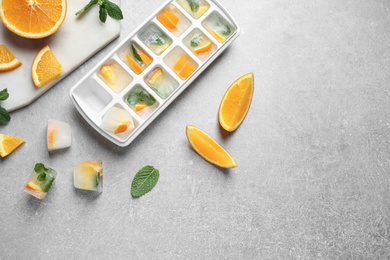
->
[{"left": 1, "top": 0, "right": 390, "bottom": 259}]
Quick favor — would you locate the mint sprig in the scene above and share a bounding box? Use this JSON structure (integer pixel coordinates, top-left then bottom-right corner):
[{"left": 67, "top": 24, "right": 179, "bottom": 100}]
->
[
  {"left": 0, "top": 89, "right": 10, "bottom": 123},
  {"left": 131, "top": 44, "right": 143, "bottom": 63},
  {"left": 34, "top": 163, "right": 57, "bottom": 193},
  {"left": 126, "top": 90, "right": 156, "bottom": 106},
  {"left": 131, "top": 166, "right": 159, "bottom": 197},
  {"left": 76, "top": 0, "right": 123, "bottom": 23}
]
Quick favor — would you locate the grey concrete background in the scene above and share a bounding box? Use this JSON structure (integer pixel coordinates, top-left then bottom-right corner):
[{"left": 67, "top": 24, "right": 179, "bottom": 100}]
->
[{"left": 1, "top": 0, "right": 390, "bottom": 259}]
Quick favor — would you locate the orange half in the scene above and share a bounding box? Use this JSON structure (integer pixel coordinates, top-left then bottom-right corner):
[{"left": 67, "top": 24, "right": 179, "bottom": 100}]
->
[
  {"left": 0, "top": 44, "right": 22, "bottom": 72},
  {"left": 219, "top": 73, "right": 254, "bottom": 132},
  {"left": 186, "top": 125, "right": 237, "bottom": 168},
  {"left": 31, "top": 45, "right": 62, "bottom": 88},
  {"left": 0, "top": 0, "right": 67, "bottom": 39}
]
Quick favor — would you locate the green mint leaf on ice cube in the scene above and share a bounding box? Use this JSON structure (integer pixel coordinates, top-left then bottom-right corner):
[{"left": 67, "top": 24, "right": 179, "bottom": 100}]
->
[
  {"left": 131, "top": 166, "right": 159, "bottom": 197},
  {"left": 190, "top": 34, "right": 202, "bottom": 47},
  {"left": 34, "top": 163, "right": 47, "bottom": 174},
  {"left": 95, "top": 172, "right": 101, "bottom": 187},
  {"left": 187, "top": 0, "right": 199, "bottom": 12},
  {"left": 102, "top": 0, "right": 123, "bottom": 20},
  {"left": 139, "top": 91, "right": 156, "bottom": 106},
  {"left": 131, "top": 44, "right": 143, "bottom": 63},
  {"left": 37, "top": 173, "right": 47, "bottom": 181},
  {"left": 127, "top": 92, "right": 140, "bottom": 106},
  {"left": 154, "top": 37, "right": 165, "bottom": 46},
  {"left": 0, "top": 89, "right": 9, "bottom": 101},
  {"left": 99, "top": 5, "right": 107, "bottom": 23}
]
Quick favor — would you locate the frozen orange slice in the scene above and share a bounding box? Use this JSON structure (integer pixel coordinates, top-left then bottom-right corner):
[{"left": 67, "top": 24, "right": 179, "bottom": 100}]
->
[
  {"left": 0, "top": 134, "right": 26, "bottom": 158},
  {"left": 135, "top": 104, "right": 147, "bottom": 112},
  {"left": 31, "top": 45, "right": 62, "bottom": 88},
  {"left": 138, "top": 51, "right": 152, "bottom": 64},
  {"left": 173, "top": 56, "right": 188, "bottom": 71},
  {"left": 100, "top": 65, "right": 116, "bottom": 85},
  {"left": 163, "top": 9, "right": 179, "bottom": 24},
  {"left": 219, "top": 73, "right": 254, "bottom": 132},
  {"left": 114, "top": 122, "right": 131, "bottom": 134},
  {"left": 197, "top": 5, "right": 208, "bottom": 17},
  {"left": 210, "top": 29, "right": 225, "bottom": 43},
  {"left": 179, "top": 63, "right": 195, "bottom": 79},
  {"left": 0, "top": 0, "right": 67, "bottom": 39},
  {"left": 194, "top": 42, "right": 213, "bottom": 55},
  {"left": 148, "top": 68, "right": 163, "bottom": 84},
  {"left": 0, "top": 44, "right": 22, "bottom": 72},
  {"left": 186, "top": 125, "right": 237, "bottom": 168},
  {"left": 25, "top": 182, "right": 43, "bottom": 192},
  {"left": 126, "top": 54, "right": 143, "bottom": 74},
  {"left": 158, "top": 13, "right": 177, "bottom": 32}
]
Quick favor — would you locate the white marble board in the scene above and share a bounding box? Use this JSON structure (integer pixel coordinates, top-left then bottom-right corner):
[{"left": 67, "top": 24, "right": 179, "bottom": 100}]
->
[{"left": 0, "top": 0, "right": 121, "bottom": 112}]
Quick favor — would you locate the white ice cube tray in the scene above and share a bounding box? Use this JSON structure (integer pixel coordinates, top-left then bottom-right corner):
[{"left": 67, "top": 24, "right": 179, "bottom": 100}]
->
[{"left": 70, "top": 0, "right": 240, "bottom": 147}]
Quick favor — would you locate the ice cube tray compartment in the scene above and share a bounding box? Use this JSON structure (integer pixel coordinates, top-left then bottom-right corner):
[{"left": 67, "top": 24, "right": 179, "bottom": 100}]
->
[{"left": 70, "top": 0, "right": 240, "bottom": 147}]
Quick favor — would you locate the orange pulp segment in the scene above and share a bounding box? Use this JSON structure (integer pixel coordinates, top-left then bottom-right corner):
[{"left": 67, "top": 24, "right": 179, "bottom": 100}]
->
[
  {"left": 0, "top": 134, "right": 26, "bottom": 158},
  {"left": 158, "top": 12, "right": 178, "bottom": 32},
  {"left": 197, "top": 5, "right": 208, "bottom": 17},
  {"left": 126, "top": 54, "right": 143, "bottom": 74},
  {"left": 186, "top": 125, "right": 237, "bottom": 168},
  {"left": 194, "top": 42, "right": 213, "bottom": 55},
  {"left": 179, "top": 63, "right": 195, "bottom": 79},
  {"left": 173, "top": 56, "right": 188, "bottom": 71},
  {"left": 0, "top": 0, "right": 67, "bottom": 39},
  {"left": 0, "top": 44, "right": 22, "bottom": 72},
  {"left": 31, "top": 45, "right": 62, "bottom": 88},
  {"left": 218, "top": 73, "right": 254, "bottom": 132},
  {"left": 100, "top": 65, "right": 116, "bottom": 85}
]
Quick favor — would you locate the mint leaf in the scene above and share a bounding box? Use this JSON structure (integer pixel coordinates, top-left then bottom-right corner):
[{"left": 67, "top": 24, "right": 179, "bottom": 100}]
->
[
  {"left": 131, "top": 44, "right": 143, "bottom": 63},
  {"left": 96, "top": 172, "right": 101, "bottom": 187},
  {"left": 99, "top": 6, "right": 107, "bottom": 23},
  {"left": 139, "top": 91, "right": 156, "bottom": 106},
  {"left": 131, "top": 166, "right": 159, "bottom": 197},
  {"left": 34, "top": 163, "right": 46, "bottom": 173},
  {"left": 154, "top": 37, "right": 165, "bottom": 46},
  {"left": 75, "top": 0, "right": 98, "bottom": 15},
  {"left": 0, "top": 89, "right": 9, "bottom": 101},
  {"left": 190, "top": 34, "right": 201, "bottom": 47},
  {"left": 102, "top": 0, "right": 123, "bottom": 20},
  {"left": 187, "top": 0, "right": 199, "bottom": 12},
  {"left": 34, "top": 163, "right": 57, "bottom": 193},
  {"left": 37, "top": 173, "right": 46, "bottom": 181},
  {"left": 127, "top": 92, "right": 139, "bottom": 106},
  {"left": 0, "top": 107, "right": 10, "bottom": 123}
]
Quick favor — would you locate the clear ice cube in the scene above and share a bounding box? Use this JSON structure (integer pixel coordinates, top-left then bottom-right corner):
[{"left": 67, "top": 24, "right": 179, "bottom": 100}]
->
[
  {"left": 101, "top": 106, "right": 136, "bottom": 139},
  {"left": 125, "top": 85, "right": 159, "bottom": 120},
  {"left": 202, "top": 12, "right": 234, "bottom": 43},
  {"left": 74, "top": 159, "right": 103, "bottom": 193},
  {"left": 145, "top": 67, "right": 179, "bottom": 99},
  {"left": 118, "top": 42, "right": 153, "bottom": 75},
  {"left": 24, "top": 163, "right": 57, "bottom": 200},
  {"left": 164, "top": 46, "right": 198, "bottom": 80},
  {"left": 157, "top": 4, "right": 191, "bottom": 37},
  {"left": 139, "top": 24, "right": 172, "bottom": 55},
  {"left": 183, "top": 28, "right": 217, "bottom": 61},
  {"left": 97, "top": 60, "right": 133, "bottom": 94},
  {"left": 176, "top": 0, "right": 209, "bottom": 19},
  {"left": 47, "top": 119, "right": 72, "bottom": 152}
]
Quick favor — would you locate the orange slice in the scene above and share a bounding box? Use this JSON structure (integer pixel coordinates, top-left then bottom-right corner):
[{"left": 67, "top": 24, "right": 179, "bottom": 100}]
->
[
  {"left": 126, "top": 54, "right": 143, "bottom": 74},
  {"left": 25, "top": 182, "right": 43, "bottom": 192},
  {"left": 197, "top": 5, "right": 208, "bottom": 17},
  {"left": 114, "top": 122, "right": 130, "bottom": 134},
  {"left": 210, "top": 29, "right": 225, "bottom": 43},
  {"left": 148, "top": 68, "right": 163, "bottom": 84},
  {"left": 179, "top": 63, "right": 195, "bottom": 79},
  {"left": 163, "top": 9, "right": 179, "bottom": 24},
  {"left": 194, "top": 42, "right": 213, "bottom": 55},
  {"left": 158, "top": 13, "right": 177, "bottom": 32},
  {"left": 31, "top": 45, "right": 62, "bottom": 88},
  {"left": 139, "top": 53, "right": 152, "bottom": 65},
  {"left": 219, "top": 73, "right": 254, "bottom": 132},
  {"left": 0, "top": 0, "right": 67, "bottom": 39},
  {"left": 173, "top": 56, "right": 188, "bottom": 71},
  {"left": 135, "top": 104, "right": 147, "bottom": 112},
  {"left": 0, "top": 44, "right": 22, "bottom": 72},
  {"left": 100, "top": 65, "right": 116, "bottom": 85},
  {"left": 0, "top": 134, "right": 26, "bottom": 158},
  {"left": 47, "top": 120, "right": 56, "bottom": 148},
  {"left": 186, "top": 125, "right": 237, "bottom": 168}
]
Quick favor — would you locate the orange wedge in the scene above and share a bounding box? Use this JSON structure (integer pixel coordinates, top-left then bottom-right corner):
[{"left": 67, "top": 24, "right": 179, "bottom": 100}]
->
[
  {"left": 179, "top": 63, "right": 195, "bottom": 79},
  {"left": 163, "top": 9, "right": 179, "bottom": 24},
  {"left": 114, "top": 122, "right": 130, "bottom": 134},
  {"left": 100, "top": 65, "right": 116, "bottom": 85},
  {"left": 31, "top": 45, "right": 62, "bottom": 88},
  {"left": 0, "top": 0, "right": 67, "bottom": 39},
  {"left": 148, "top": 68, "right": 163, "bottom": 84},
  {"left": 0, "top": 44, "right": 22, "bottom": 72},
  {"left": 194, "top": 42, "right": 213, "bottom": 55},
  {"left": 210, "top": 29, "right": 225, "bottom": 43},
  {"left": 186, "top": 125, "right": 237, "bottom": 168},
  {"left": 219, "top": 73, "right": 254, "bottom": 132},
  {"left": 197, "top": 5, "right": 208, "bottom": 17},
  {"left": 173, "top": 56, "right": 188, "bottom": 71},
  {"left": 25, "top": 182, "right": 43, "bottom": 192},
  {"left": 158, "top": 13, "right": 177, "bottom": 32},
  {"left": 135, "top": 104, "right": 147, "bottom": 112},
  {"left": 0, "top": 134, "right": 26, "bottom": 158},
  {"left": 126, "top": 54, "right": 143, "bottom": 74},
  {"left": 139, "top": 53, "right": 152, "bottom": 65}
]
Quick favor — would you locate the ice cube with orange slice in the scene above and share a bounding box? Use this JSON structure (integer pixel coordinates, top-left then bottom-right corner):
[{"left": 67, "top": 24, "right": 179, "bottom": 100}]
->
[
  {"left": 47, "top": 119, "right": 71, "bottom": 152},
  {"left": 202, "top": 12, "right": 233, "bottom": 43},
  {"left": 183, "top": 29, "right": 216, "bottom": 61},
  {"left": 24, "top": 163, "right": 57, "bottom": 200},
  {"left": 139, "top": 24, "right": 172, "bottom": 55},
  {"left": 145, "top": 67, "right": 179, "bottom": 99},
  {"left": 74, "top": 159, "right": 103, "bottom": 192},
  {"left": 100, "top": 106, "right": 135, "bottom": 139},
  {"left": 97, "top": 61, "right": 133, "bottom": 94},
  {"left": 176, "top": 0, "right": 209, "bottom": 19},
  {"left": 157, "top": 4, "right": 191, "bottom": 37},
  {"left": 163, "top": 47, "right": 198, "bottom": 80},
  {"left": 119, "top": 42, "right": 153, "bottom": 75},
  {"left": 125, "top": 85, "right": 159, "bottom": 120}
]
